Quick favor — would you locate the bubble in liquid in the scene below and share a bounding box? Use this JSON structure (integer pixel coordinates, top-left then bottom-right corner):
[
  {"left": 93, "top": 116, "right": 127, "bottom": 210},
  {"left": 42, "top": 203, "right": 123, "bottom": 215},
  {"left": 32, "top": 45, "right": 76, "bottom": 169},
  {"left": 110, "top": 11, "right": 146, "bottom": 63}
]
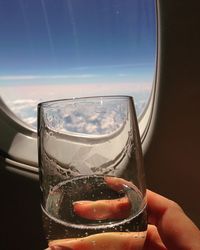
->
[
  {"left": 49, "top": 131, "right": 54, "bottom": 136},
  {"left": 92, "top": 240, "right": 96, "bottom": 246}
]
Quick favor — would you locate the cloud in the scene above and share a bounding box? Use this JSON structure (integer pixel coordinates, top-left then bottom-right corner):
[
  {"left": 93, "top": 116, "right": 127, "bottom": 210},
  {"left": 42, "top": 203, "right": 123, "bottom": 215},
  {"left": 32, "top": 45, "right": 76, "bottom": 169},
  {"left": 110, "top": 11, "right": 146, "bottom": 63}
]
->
[
  {"left": 0, "top": 81, "right": 151, "bottom": 129},
  {"left": 23, "top": 116, "right": 37, "bottom": 126},
  {"left": 12, "top": 99, "right": 38, "bottom": 105},
  {"left": 44, "top": 100, "right": 127, "bottom": 135},
  {"left": 0, "top": 95, "right": 149, "bottom": 130},
  {"left": 0, "top": 82, "right": 151, "bottom": 102},
  {"left": 70, "top": 62, "right": 153, "bottom": 71},
  {"left": 0, "top": 74, "right": 97, "bottom": 81}
]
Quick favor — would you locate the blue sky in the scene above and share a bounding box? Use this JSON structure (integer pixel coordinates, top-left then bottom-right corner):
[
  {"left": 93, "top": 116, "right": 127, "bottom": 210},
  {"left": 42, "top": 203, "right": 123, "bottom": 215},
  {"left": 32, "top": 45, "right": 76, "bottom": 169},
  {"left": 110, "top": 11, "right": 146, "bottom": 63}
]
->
[{"left": 0, "top": 0, "right": 156, "bottom": 86}]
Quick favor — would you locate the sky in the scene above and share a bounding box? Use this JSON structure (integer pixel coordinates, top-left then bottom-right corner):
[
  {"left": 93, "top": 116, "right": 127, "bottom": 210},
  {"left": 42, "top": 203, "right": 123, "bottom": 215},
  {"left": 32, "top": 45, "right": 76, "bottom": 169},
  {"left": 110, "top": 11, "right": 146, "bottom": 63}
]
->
[
  {"left": 0, "top": 0, "right": 156, "bottom": 128},
  {"left": 0, "top": 0, "right": 156, "bottom": 81}
]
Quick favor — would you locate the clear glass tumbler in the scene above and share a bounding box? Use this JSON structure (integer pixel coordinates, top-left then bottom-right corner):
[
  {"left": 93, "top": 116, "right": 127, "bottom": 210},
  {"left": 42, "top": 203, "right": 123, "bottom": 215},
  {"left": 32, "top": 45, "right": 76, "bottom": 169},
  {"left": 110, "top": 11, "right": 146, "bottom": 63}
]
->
[{"left": 38, "top": 96, "right": 147, "bottom": 250}]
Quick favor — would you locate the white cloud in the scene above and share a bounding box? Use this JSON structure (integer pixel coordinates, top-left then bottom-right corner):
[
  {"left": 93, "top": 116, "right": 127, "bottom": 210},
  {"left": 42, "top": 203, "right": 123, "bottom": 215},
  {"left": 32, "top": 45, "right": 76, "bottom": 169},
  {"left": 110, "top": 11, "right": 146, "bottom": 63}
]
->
[
  {"left": 0, "top": 81, "right": 151, "bottom": 129},
  {"left": 43, "top": 100, "right": 127, "bottom": 136},
  {"left": 11, "top": 99, "right": 38, "bottom": 105},
  {"left": 24, "top": 116, "right": 37, "bottom": 125},
  {"left": 0, "top": 74, "right": 97, "bottom": 81},
  {"left": 71, "top": 62, "right": 152, "bottom": 71}
]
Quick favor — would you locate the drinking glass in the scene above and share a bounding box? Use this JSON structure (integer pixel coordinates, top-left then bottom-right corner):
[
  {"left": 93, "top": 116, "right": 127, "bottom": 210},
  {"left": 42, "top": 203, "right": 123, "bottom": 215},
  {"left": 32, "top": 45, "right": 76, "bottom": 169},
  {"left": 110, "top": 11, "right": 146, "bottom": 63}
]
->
[{"left": 38, "top": 96, "right": 147, "bottom": 250}]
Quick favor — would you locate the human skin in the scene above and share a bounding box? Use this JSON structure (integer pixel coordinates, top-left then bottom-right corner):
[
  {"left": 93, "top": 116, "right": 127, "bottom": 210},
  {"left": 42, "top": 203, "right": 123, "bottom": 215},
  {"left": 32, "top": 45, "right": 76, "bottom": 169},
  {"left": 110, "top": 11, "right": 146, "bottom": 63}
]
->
[
  {"left": 143, "top": 190, "right": 200, "bottom": 250},
  {"left": 73, "top": 196, "right": 131, "bottom": 220},
  {"left": 48, "top": 190, "right": 200, "bottom": 250}
]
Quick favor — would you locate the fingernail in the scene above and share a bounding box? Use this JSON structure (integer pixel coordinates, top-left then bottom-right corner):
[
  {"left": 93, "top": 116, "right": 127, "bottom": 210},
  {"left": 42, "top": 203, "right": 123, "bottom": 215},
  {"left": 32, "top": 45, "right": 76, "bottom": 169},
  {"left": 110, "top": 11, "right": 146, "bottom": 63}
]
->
[
  {"left": 50, "top": 246, "right": 62, "bottom": 250},
  {"left": 50, "top": 246, "right": 72, "bottom": 250}
]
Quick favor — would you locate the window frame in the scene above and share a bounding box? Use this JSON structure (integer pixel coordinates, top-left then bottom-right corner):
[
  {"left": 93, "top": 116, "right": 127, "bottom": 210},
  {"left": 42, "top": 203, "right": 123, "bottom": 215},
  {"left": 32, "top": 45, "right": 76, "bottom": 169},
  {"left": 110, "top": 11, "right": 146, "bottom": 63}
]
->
[{"left": 0, "top": 0, "right": 159, "bottom": 177}]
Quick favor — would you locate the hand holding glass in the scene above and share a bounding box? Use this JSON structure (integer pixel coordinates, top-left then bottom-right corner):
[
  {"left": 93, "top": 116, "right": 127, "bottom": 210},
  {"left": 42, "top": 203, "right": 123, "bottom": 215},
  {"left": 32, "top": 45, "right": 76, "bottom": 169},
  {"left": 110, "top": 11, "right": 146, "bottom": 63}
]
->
[{"left": 38, "top": 96, "right": 147, "bottom": 250}]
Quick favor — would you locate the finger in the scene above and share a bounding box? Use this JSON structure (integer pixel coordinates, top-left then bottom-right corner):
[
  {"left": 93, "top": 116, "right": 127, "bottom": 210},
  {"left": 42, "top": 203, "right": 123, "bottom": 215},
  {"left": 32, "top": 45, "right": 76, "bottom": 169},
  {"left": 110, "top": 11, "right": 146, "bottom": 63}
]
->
[
  {"left": 147, "top": 190, "right": 200, "bottom": 250},
  {"left": 49, "top": 232, "right": 145, "bottom": 250},
  {"left": 104, "top": 176, "right": 136, "bottom": 192},
  {"left": 73, "top": 196, "right": 131, "bottom": 220},
  {"left": 143, "top": 225, "right": 167, "bottom": 250}
]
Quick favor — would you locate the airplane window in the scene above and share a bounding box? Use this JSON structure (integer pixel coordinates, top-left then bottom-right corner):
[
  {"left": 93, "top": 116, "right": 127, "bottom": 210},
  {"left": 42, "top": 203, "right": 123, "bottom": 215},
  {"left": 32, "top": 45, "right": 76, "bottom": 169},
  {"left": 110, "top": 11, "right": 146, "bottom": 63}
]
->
[{"left": 0, "top": 0, "right": 156, "bottom": 131}]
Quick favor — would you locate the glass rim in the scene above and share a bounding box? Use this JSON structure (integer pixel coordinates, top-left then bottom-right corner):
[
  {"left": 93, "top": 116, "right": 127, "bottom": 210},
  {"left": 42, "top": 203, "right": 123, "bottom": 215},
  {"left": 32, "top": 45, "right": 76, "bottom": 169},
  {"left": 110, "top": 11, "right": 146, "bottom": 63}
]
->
[
  {"left": 37, "top": 95, "right": 134, "bottom": 108},
  {"left": 37, "top": 94, "right": 136, "bottom": 141}
]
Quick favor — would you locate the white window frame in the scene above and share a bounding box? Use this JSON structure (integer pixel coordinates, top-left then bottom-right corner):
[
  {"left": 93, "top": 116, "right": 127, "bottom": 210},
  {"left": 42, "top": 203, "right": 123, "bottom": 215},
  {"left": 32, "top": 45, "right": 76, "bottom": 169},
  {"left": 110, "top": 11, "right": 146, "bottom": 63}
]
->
[
  {"left": 0, "top": 0, "right": 159, "bottom": 177},
  {"left": 0, "top": 81, "right": 157, "bottom": 177}
]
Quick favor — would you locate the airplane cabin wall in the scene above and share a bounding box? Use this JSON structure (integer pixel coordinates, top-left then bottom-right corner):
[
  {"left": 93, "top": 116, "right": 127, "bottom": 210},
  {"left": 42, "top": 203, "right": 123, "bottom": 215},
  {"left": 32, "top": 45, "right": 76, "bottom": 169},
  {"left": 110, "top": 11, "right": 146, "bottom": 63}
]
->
[{"left": 144, "top": 0, "right": 200, "bottom": 227}]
